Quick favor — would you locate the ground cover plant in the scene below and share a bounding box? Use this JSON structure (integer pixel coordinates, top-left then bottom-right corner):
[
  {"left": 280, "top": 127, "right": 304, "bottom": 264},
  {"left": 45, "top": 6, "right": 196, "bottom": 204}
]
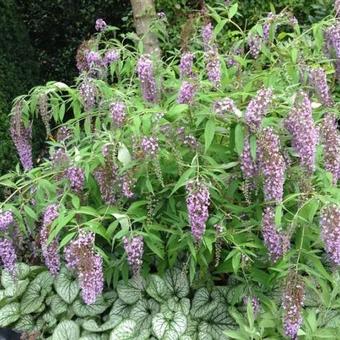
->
[{"left": 0, "top": 1, "right": 339, "bottom": 339}]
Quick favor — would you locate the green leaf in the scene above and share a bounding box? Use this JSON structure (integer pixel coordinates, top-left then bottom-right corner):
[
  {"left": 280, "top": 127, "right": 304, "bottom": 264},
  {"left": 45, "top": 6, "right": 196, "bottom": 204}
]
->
[
  {"left": 117, "top": 276, "right": 146, "bottom": 305},
  {"left": 130, "top": 299, "right": 160, "bottom": 330},
  {"left": 1, "top": 263, "right": 29, "bottom": 286},
  {"left": 234, "top": 124, "right": 244, "bottom": 155},
  {"left": 72, "top": 295, "right": 109, "bottom": 317},
  {"left": 52, "top": 320, "right": 80, "bottom": 340},
  {"left": 204, "top": 119, "right": 216, "bottom": 153},
  {"left": 228, "top": 3, "right": 238, "bottom": 19},
  {"left": 110, "top": 319, "right": 137, "bottom": 340},
  {"left": 167, "top": 297, "right": 190, "bottom": 316},
  {"left": 0, "top": 303, "right": 20, "bottom": 327},
  {"left": 54, "top": 267, "right": 80, "bottom": 303},
  {"left": 4, "top": 279, "right": 29, "bottom": 298},
  {"left": 164, "top": 268, "right": 189, "bottom": 299},
  {"left": 109, "top": 298, "right": 134, "bottom": 319},
  {"left": 146, "top": 275, "right": 171, "bottom": 303},
  {"left": 169, "top": 168, "right": 194, "bottom": 196},
  {"left": 152, "top": 311, "right": 187, "bottom": 339}
]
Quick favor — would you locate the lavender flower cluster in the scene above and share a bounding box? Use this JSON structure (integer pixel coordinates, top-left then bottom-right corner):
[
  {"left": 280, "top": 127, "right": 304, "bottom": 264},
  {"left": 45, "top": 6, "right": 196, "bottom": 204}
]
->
[
  {"left": 282, "top": 274, "right": 305, "bottom": 339},
  {"left": 0, "top": 238, "right": 16, "bottom": 276},
  {"left": 309, "top": 68, "right": 333, "bottom": 107},
  {"left": 38, "top": 94, "right": 51, "bottom": 135},
  {"left": 0, "top": 211, "right": 14, "bottom": 231},
  {"left": 179, "top": 52, "right": 194, "bottom": 79},
  {"left": 324, "top": 24, "right": 340, "bottom": 80},
  {"left": 177, "top": 81, "right": 196, "bottom": 105},
  {"left": 94, "top": 164, "right": 117, "bottom": 204},
  {"left": 248, "top": 35, "right": 262, "bottom": 59},
  {"left": 57, "top": 126, "right": 71, "bottom": 143},
  {"left": 40, "top": 204, "right": 60, "bottom": 276},
  {"left": 10, "top": 101, "right": 33, "bottom": 171},
  {"left": 243, "top": 296, "right": 261, "bottom": 316},
  {"left": 123, "top": 236, "right": 144, "bottom": 275},
  {"left": 240, "top": 136, "right": 258, "bottom": 179},
  {"left": 214, "top": 97, "right": 237, "bottom": 117},
  {"left": 137, "top": 55, "right": 158, "bottom": 103},
  {"left": 244, "top": 87, "right": 273, "bottom": 131},
  {"left": 95, "top": 18, "right": 107, "bottom": 32},
  {"left": 258, "top": 128, "right": 286, "bottom": 203},
  {"left": 320, "top": 204, "right": 340, "bottom": 265},
  {"left": 141, "top": 136, "right": 159, "bottom": 158},
  {"left": 79, "top": 78, "right": 97, "bottom": 111},
  {"left": 320, "top": 113, "right": 340, "bottom": 184},
  {"left": 65, "top": 230, "right": 104, "bottom": 304},
  {"left": 186, "top": 181, "right": 210, "bottom": 243},
  {"left": 110, "top": 102, "right": 127, "bottom": 128},
  {"left": 285, "top": 92, "right": 318, "bottom": 173},
  {"left": 262, "top": 207, "right": 289, "bottom": 262},
  {"left": 65, "top": 166, "right": 85, "bottom": 193}
]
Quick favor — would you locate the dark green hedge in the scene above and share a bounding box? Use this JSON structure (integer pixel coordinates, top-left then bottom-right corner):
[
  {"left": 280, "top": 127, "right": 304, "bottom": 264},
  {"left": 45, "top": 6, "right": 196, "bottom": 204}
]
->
[{"left": 0, "top": 0, "right": 39, "bottom": 175}]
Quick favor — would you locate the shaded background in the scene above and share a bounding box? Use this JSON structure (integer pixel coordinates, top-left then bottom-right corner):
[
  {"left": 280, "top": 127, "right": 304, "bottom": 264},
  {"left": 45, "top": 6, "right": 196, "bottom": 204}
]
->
[{"left": 0, "top": 0, "right": 332, "bottom": 175}]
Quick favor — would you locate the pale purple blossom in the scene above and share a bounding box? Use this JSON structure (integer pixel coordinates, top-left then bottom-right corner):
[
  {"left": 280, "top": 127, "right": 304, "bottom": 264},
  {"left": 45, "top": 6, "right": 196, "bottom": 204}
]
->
[
  {"left": 214, "top": 97, "right": 237, "bottom": 116},
  {"left": 95, "top": 18, "right": 107, "bottom": 32},
  {"left": 179, "top": 52, "right": 194, "bottom": 79},
  {"left": 65, "top": 166, "right": 85, "bottom": 193},
  {"left": 285, "top": 92, "right": 318, "bottom": 173},
  {"left": 186, "top": 181, "right": 210, "bottom": 243},
  {"left": 205, "top": 46, "right": 221, "bottom": 87},
  {"left": 248, "top": 35, "right": 262, "bottom": 58},
  {"left": 65, "top": 230, "right": 104, "bottom": 304},
  {"left": 137, "top": 55, "right": 158, "bottom": 103},
  {"left": 94, "top": 164, "right": 117, "bottom": 204},
  {"left": 123, "top": 236, "right": 144, "bottom": 275},
  {"left": 0, "top": 238, "right": 16, "bottom": 276},
  {"left": 178, "top": 81, "right": 196, "bottom": 104},
  {"left": 258, "top": 128, "right": 286, "bottom": 203},
  {"left": 79, "top": 78, "right": 97, "bottom": 111},
  {"left": 141, "top": 136, "right": 159, "bottom": 158},
  {"left": 240, "top": 136, "right": 258, "bottom": 179},
  {"left": 110, "top": 102, "right": 126, "bottom": 128},
  {"left": 309, "top": 68, "right": 333, "bottom": 107},
  {"left": 103, "top": 49, "right": 119, "bottom": 66},
  {"left": 320, "top": 204, "right": 340, "bottom": 265},
  {"left": 202, "top": 22, "right": 213, "bottom": 50},
  {"left": 320, "top": 113, "right": 340, "bottom": 184},
  {"left": 262, "top": 206, "right": 289, "bottom": 262},
  {"left": 0, "top": 211, "right": 14, "bottom": 231}
]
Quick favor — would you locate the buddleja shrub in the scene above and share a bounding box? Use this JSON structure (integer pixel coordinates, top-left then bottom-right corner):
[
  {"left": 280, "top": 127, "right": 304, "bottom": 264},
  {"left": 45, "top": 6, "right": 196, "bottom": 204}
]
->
[{"left": 0, "top": 2, "right": 340, "bottom": 338}]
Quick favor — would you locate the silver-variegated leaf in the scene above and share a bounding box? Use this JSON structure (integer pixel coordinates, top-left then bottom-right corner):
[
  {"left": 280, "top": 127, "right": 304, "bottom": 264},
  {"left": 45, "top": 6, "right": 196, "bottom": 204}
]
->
[
  {"left": 117, "top": 276, "right": 146, "bottom": 305},
  {"left": 73, "top": 295, "right": 109, "bottom": 317},
  {"left": 52, "top": 320, "right": 80, "bottom": 340},
  {"left": 164, "top": 268, "right": 189, "bottom": 298},
  {"left": 152, "top": 311, "right": 187, "bottom": 339},
  {"left": 54, "top": 267, "right": 80, "bottom": 304},
  {"left": 109, "top": 298, "right": 134, "bottom": 319},
  {"left": 110, "top": 319, "right": 137, "bottom": 340},
  {"left": 13, "top": 314, "right": 34, "bottom": 332},
  {"left": 191, "top": 288, "right": 220, "bottom": 319},
  {"left": 0, "top": 302, "right": 20, "bottom": 327},
  {"left": 1, "top": 263, "right": 29, "bottom": 287},
  {"left": 146, "top": 275, "right": 171, "bottom": 303},
  {"left": 20, "top": 282, "right": 47, "bottom": 314},
  {"left": 167, "top": 297, "right": 190, "bottom": 316},
  {"left": 130, "top": 299, "right": 160, "bottom": 330},
  {"left": 4, "top": 278, "right": 29, "bottom": 298},
  {"left": 50, "top": 295, "right": 68, "bottom": 315},
  {"left": 82, "top": 316, "right": 123, "bottom": 333}
]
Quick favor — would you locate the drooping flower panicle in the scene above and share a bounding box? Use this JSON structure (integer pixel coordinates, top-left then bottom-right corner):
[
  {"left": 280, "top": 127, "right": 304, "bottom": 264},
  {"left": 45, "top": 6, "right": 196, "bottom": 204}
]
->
[
  {"left": 110, "top": 102, "right": 126, "bottom": 128},
  {"left": 244, "top": 87, "right": 273, "bottom": 131},
  {"left": 258, "top": 128, "right": 286, "bottom": 203},
  {"left": 65, "top": 230, "right": 104, "bottom": 304},
  {"left": 94, "top": 164, "right": 117, "bottom": 204},
  {"left": 177, "top": 81, "right": 196, "bottom": 104},
  {"left": 0, "top": 238, "right": 17, "bottom": 276},
  {"left": 320, "top": 204, "right": 340, "bottom": 265},
  {"left": 285, "top": 92, "right": 318, "bottom": 173},
  {"left": 282, "top": 273, "right": 305, "bottom": 339},
  {"left": 40, "top": 204, "right": 60, "bottom": 276},
  {"left": 0, "top": 211, "right": 14, "bottom": 231},
  {"left": 186, "top": 181, "right": 210, "bottom": 243},
  {"left": 205, "top": 46, "right": 221, "bottom": 87},
  {"left": 123, "top": 236, "right": 144, "bottom": 275},
  {"left": 65, "top": 166, "right": 85, "bottom": 193},
  {"left": 179, "top": 52, "right": 194, "bottom": 79},
  {"left": 95, "top": 18, "right": 107, "bottom": 32},
  {"left": 137, "top": 55, "right": 158, "bottom": 103},
  {"left": 214, "top": 97, "right": 237, "bottom": 117},
  {"left": 309, "top": 67, "right": 333, "bottom": 107},
  {"left": 262, "top": 206, "right": 289, "bottom": 262},
  {"left": 141, "top": 136, "right": 159, "bottom": 158},
  {"left": 320, "top": 113, "right": 340, "bottom": 184},
  {"left": 79, "top": 78, "right": 97, "bottom": 111},
  {"left": 240, "top": 136, "right": 258, "bottom": 179},
  {"left": 10, "top": 101, "right": 33, "bottom": 171}
]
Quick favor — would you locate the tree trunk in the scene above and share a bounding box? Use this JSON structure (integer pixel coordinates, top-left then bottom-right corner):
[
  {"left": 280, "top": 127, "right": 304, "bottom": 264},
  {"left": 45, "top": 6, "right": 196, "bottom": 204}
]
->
[{"left": 130, "top": 0, "right": 160, "bottom": 57}]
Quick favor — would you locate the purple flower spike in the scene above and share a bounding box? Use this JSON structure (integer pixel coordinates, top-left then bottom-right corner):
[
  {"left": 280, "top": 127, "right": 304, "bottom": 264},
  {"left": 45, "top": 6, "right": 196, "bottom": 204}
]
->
[
  {"left": 95, "top": 18, "right": 107, "bottom": 32},
  {"left": 123, "top": 236, "right": 144, "bottom": 275},
  {"left": 258, "top": 128, "right": 286, "bottom": 203},
  {"left": 179, "top": 52, "right": 194, "bottom": 79},
  {"left": 320, "top": 113, "right": 340, "bottom": 184},
  {"left": 0, "top": 238, "right": 17, "bottom": 276},
  {"left": 65, "top": 166, "right": 85, "bottom": 193},
  {"left": 186, "top": 181, "right": 210, "bottom": 243},
  {"left": 0, "top": 211, "right": 14, "bottom": 231},
  {"left": 65, "top": 230, "right": 104, "bottom": 305},
  {"left": 137, "top": 55, "right": 158, "bottom": 103},
  {"left": 177, "top": 81, "right": 196, "bottom": 105},
  {"left": 285, "top": 92, "right": 318, "bottom": 173},
  {"left": 320, "top": 204, "right": 340, "bottom": 265}
]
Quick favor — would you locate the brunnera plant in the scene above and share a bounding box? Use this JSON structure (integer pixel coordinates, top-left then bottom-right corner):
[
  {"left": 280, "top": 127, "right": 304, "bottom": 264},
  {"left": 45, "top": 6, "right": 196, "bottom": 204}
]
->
[{"left": 0, "top": 3, "right": 339, "bottom": 339}]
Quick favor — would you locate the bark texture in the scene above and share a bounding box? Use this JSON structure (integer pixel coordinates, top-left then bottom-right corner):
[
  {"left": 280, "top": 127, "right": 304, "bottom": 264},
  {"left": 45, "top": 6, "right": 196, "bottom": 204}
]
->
[{"left": 130, "top": 0, "right": 160, "bottom": 56}]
